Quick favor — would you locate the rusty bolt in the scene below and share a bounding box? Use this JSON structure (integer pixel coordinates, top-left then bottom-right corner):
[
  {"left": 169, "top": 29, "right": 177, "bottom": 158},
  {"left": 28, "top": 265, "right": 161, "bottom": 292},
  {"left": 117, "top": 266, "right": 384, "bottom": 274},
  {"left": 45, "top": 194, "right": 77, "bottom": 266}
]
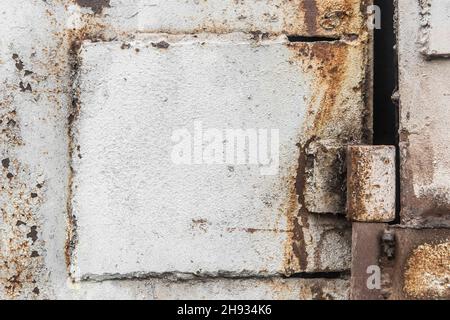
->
[{"left": 381, "top": 230, "right": 396, "bottom": 260}]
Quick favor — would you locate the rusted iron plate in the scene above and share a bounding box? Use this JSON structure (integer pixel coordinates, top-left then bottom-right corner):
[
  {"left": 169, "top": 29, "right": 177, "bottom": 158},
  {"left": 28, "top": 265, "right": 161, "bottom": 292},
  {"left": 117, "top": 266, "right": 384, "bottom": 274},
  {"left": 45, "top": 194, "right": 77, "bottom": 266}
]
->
[
  {"left": 70, "top": 0, "right": 369, "bottom": 37},
  {"left": 351, "top": 223, "right": 450, "bottom": 300},
  {"left": 398, "top": 0, "right": 450, "bottom": 228},
  {"left": 346, "top": 145, "right": 396, "bottom": 222}
]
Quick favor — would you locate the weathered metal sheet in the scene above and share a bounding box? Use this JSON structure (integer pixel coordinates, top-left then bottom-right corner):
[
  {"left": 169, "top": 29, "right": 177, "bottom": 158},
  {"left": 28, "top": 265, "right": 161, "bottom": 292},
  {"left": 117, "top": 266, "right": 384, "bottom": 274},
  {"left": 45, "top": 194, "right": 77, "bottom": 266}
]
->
[
  {"left": 398, "top": 0, "right": 450, "bottom": 228},
  {"left": 304, "top": 140, "right": 346, "bottom": 213},
  {"left": 0, "top": 0, "right": 72, "bottom": 300},
  {"left": 419, "top": 0, "right": 450, "bottom": 58},
  {"left": 0, "top": 0, "right": 370, "bottom": 299},
  {"left": 346, "top": 145, "right": 396, "bottom": 222},
  {"left": 69, "top": 0, "right": 368, "bottom": 37},
  {"left": 69, "top": 34, "right": 366, "bottom": 280},
  {"left": 350, "top": 222, "right": 385, "bottom": 300},
  {"left": 351, "top": 223, "right": 450, "bottom": 300}
]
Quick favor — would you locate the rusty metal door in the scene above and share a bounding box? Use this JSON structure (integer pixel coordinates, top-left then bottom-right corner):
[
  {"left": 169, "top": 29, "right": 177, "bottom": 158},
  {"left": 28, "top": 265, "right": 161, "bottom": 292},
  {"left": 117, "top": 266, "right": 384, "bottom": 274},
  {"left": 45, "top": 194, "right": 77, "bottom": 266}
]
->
[
  {"left": 0, "top": 0, "right": 447, "bottom": 300},
  {"left": 0, "top": 0, "right": 372, "bottom": 299}
]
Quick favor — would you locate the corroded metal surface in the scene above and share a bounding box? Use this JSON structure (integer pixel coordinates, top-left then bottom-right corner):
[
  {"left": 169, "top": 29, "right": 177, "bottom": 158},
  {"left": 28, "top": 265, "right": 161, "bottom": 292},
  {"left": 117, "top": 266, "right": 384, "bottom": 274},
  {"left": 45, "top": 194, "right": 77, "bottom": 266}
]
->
[
  {"left": 84, "top": 0, "right": 368, "bottom": 37},
  {"left": 346, "top": 146, "right": 396, "bottom": 222},
  {"left": 398, "top": 0, "right": 450, "bottom": 228},
  {"left": 0, "top": 159, "right": 46, "bottom": 298},
  {"left": 351, "top": 223, "right": 450, "bottom": 300},
  {"left": 0, "top": 0, "right": 371, "bottom": 299},
  {"left": 403, "top": 241, "right": 450, "bottom": 299},
  {"left": 69, "top": 34, "right": 365, "bottom": 279}
]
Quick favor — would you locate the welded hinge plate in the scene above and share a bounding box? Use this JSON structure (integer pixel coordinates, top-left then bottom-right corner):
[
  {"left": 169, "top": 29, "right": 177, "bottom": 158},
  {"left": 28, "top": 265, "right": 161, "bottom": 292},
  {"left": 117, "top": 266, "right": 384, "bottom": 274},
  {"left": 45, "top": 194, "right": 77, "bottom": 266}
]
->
[{"left": 346, "top": 145, "right": 396, "bottom": 222}]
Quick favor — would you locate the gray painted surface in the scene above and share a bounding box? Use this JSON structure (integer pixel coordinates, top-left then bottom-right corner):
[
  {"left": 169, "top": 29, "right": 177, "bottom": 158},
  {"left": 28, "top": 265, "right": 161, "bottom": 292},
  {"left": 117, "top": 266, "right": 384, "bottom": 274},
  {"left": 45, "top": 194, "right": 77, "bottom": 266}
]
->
[{"left": 0, "top": 0, "right": 371, "bottom": 299}]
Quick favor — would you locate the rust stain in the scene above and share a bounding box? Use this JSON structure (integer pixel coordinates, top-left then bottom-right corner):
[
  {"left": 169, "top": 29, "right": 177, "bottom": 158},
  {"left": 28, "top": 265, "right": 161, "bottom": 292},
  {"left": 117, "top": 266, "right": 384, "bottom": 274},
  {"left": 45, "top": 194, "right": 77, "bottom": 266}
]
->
[
  {"left": 0, "top": 95, "right": 23, "bottom": 147},
  {"left": 0, "top": 159, "right": 45, "bottom": 299},
  {"left": 55, "top": 0, "right": 368, "bottom": 281},
  {"left": 403, "top": 241, "right": 450, "bottom": 299},
  {"left": 0, "top": 1, "right": 118, "bottom": 295},
  {"left": 57, "top": 7, "right": 148, "bottom": 276},
  {"left": 301, "top": 0, "right": 319, "bottom": 35},
  {"left": 293, "top": 0, "right": 362, "bottom": 37},
  {"left": 347, "top": 146, "right": 396, "bottom": 222},
  {"left": 287, "top": 39, "right": 367, "bottom": 145},
  {"left": 346, "top": 146, "right": 371, "bottom": 220},
  {"left": 282, "top": 139, "right": 315, "bottom": 274},
  {"left": 74, "top": 0, "right": 111, "bottom": 15},
  {"left": 300, "top": 42, "right": 349, "bottom": 134},
  {"left": 281, "top": 26, "right": 368, "bottom": 271},
  {"left": 60, "top": 6, "right": 115, "bottom": 276},
  {"left": 282, "top": 41, "right": 352, "bottom": 274}
]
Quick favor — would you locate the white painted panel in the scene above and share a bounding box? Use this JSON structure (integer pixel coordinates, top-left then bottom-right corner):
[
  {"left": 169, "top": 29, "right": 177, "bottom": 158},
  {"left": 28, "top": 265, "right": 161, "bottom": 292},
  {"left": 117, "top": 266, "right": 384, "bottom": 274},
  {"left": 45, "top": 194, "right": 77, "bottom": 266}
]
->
[
  {"left": 70, "top": 33, "right": 364, "bottom": 279},
  {"left": 71, "top": 34, "right": 309, "bottom": 279}
]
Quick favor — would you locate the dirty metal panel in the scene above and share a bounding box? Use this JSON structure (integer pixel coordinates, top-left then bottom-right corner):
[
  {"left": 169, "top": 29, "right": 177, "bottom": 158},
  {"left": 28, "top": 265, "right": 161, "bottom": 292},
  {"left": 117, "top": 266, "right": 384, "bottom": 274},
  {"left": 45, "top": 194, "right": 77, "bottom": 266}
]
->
[
  {"left": 304, "top": 140, "right": 347, "bottom": 213},
  {"left": 346, "top": 145, "right": 396, "bottom": 222},
  {"left": 73, "top": 0, "right": 368, "bottom": 37},
  {"left": 69, "top": 33, "right": 367, "bottom": 280},
  {"left": 419, "top": 0, "right": 450, "bottom": 58},
  {"left": 351, "top": 223, "right": 450, "bottom": 300},
  {"left": 398, "top": 0, "right": 450, "bottom": 228},
  {"left": 0, "top": 0, "right": 73, "bottom": 300}
]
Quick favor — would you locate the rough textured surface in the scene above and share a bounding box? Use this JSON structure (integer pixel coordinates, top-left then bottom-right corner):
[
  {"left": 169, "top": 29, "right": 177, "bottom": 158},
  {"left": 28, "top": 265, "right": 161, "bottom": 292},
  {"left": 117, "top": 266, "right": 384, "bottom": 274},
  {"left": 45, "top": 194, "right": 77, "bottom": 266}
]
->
[
  {"left": 71, "top": 34, "right": 306, "bottom": 279},
  {"left": 69, "top": 277, "right": 350, "bottom": 300},
  {"left": 0, "top": 0, "right": 370, "bottom": 299},
  {"left": 346, "top": 145, "right": 396, "bottom": 222},
  {"left": 418, "top": 0, "right": 450, "bottom": 58},
  {"left": 398, "top": 0, "right": 450, "bottom": 227},
  {"left": 0, "top": 0, "right": 71, "bottom": 300},
  {"left": 97, "top": 0, "right": 366, "bottom": 37},
  {"left": 404, "top": 241, "right": 450, "bottom": 299},
  {"left": 70, "top": 34, "right": 364, "bottom": 279},
  {"left": 0, "top": 159, "right": 46, "bottom": 298},
  {"left": 304, "top": 140, "right": 346, "bottom": 213}
]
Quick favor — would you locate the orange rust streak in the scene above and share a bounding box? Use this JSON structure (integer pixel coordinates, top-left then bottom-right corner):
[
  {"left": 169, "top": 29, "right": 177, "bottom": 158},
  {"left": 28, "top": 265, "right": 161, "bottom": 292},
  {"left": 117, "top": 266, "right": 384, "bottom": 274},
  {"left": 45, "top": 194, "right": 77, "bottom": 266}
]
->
[{"left": 301, "top": 0, "right": 319, "bottom": 35}]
